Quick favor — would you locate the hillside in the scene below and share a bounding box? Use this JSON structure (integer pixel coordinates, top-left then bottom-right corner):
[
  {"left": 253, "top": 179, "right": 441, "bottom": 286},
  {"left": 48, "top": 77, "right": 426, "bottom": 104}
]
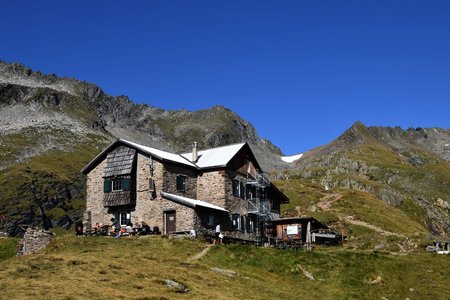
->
[
  {"left": 0, "top": 61, "right": 288, "bottom": 236},
  {"left": 1, "top": 234, "right": 450, "bottom": 299},
  {"left": 274, "top": 122, "right": 450, "bottom": 249},
  {"left": 1, "top": 60, "right": 449, "bottom": 248}
]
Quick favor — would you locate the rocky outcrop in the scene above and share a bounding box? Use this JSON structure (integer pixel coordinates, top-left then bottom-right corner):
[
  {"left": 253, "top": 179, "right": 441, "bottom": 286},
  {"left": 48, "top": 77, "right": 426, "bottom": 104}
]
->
[
  {"left": 17, "top": 227, "right": 54, "bottom": 256},
  {"left": 368, "top": 126, "right": 450, "bottom": 162}
]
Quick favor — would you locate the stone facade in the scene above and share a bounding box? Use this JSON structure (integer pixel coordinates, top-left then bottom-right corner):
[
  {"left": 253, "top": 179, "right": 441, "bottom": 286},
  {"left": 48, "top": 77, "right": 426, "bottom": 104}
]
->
[
  {"left": 85, "top": 153, "right": 196, "bottom": 234},
  {"left": 197, "top": 170, "right": 226, "bottom": 207},
  {"left": 86, "top": 159, "right": 110, "bottom": 226},
  {"left": 163, "top": 163, "right": 198, "bottom": 198},
  {"left": 133, "top": 154, "right": 195, "bottom": 233},
  {"left": 19, "top": 227, "right": 54, "bottom": 256},
  {"left": 225, "top": 170, "right": 249, "bottom": 215},
  {"left": 83, "top": 141, "right": 288, "bottom": 241}
]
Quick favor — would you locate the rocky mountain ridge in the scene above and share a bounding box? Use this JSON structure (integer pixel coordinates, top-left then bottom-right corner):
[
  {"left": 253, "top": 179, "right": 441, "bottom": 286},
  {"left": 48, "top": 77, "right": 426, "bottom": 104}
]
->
[
  {"left": 278, "top": 122, "right": 450, "bottom": 238},
  {"left": 0, "top": 60, "right": 287, "bottom": 169},
  {"left": 0, "top": 60, "right": 287, "bottom": 235},
  {"left": 300, "top": 122, "right": 449, "bottom": 162}
]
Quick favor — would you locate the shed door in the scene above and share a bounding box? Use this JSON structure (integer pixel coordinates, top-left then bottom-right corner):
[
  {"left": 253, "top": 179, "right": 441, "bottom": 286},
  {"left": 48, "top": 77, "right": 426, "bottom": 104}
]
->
[{"left": 165, "top": 211, "right": 176, "bottom": 234}]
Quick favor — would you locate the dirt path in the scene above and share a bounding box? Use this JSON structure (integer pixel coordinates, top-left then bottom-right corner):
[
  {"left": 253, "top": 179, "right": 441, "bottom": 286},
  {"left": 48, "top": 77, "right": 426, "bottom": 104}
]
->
[
  {"left": 342, "top": 216, "right": 403, "bottom": 237},
  {"left": 316, "top": 193, "right": 343, "bottom": 211},
  {"left": 185, "top": 244, "right": 213, "bottom": 263}
]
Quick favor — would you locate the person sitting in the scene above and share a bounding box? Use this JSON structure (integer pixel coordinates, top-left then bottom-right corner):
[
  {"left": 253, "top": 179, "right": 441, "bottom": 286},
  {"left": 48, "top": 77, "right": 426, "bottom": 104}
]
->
[
  {"left": 125, "top": 222, "right": 133, "bottom": 235},
  {"left": 109, "top": 218, "right": 118, "bottom": 236},
  {"left": 153, "top": 226, "right": 161, "bottom": 235},
  {"left": 141, "top": 221, "right": 151, "bottom": 235},
  {"left": 133, "top": 221, "right": 142, "bottom": 235},
  {"left": 93, "top": 222, "right": 101, "bottom": 236}
]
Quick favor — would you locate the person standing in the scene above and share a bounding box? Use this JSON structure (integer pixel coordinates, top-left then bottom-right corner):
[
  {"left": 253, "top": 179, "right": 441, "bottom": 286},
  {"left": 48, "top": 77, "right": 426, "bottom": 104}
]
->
[
  {"left": 75, "top": 220, "right": 83, "bottom": 236},
  {"left": 213, "top": 223, "right": 222, "bottom": 244}
]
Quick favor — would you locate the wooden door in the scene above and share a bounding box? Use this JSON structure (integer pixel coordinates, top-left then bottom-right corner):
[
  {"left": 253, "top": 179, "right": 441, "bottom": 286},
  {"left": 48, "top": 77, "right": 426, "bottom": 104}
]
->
[{"left": 165, "top": 211, "right": 176, "bottom": 234}]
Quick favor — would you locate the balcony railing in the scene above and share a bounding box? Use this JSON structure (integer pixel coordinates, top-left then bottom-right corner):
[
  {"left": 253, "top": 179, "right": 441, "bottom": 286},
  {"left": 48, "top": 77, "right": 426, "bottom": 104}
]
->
[
  {"left": 246, "top": 171, "right": 271, "bottom": 188},
  {"left": 247, "top": 197, "right": 270, "bottom": 215}
]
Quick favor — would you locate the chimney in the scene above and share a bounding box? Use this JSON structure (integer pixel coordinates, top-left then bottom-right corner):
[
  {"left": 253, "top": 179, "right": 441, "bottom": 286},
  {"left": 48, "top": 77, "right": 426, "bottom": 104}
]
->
[{"left": 192, "top": 142, "right": 198, "bottom": 162}]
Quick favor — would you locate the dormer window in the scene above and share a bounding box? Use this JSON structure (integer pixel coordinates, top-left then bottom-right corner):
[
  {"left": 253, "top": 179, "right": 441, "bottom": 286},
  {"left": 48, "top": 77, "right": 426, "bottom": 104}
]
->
[{"left": 112, "top": 179, "right": 123, "bottom": 191}]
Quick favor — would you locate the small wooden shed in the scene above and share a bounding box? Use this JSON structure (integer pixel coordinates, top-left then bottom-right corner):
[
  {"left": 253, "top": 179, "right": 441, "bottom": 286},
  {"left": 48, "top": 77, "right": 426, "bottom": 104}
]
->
[{"left": 268, "top": 217, "right": 340, "bottom": 245}]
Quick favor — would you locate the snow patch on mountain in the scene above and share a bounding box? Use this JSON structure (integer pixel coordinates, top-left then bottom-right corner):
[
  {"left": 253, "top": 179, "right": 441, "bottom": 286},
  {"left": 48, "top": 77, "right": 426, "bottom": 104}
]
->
[{"left": 281, "top": 153, "right": 303, "bottom": 163}]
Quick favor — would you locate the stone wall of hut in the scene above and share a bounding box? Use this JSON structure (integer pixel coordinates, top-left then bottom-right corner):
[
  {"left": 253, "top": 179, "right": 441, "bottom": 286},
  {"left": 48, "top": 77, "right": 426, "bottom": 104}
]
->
[
  {"left": 85, "top": 159, "right": 110, "bottom": 228},
  {"left": 133, "top": 154, "right": 195, "bottom": 233}
]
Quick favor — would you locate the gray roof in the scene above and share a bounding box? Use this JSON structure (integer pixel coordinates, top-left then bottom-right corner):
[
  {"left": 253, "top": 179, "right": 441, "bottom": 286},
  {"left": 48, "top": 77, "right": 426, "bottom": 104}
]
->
[
  {"left": 181, "top": 143, "right": 246, "bottom": 169},
  {"left": 119, "top": 140, "right": 196, "bottom": 167},
  {"left": 81, "top": 139, "right": 254, "bottom": 174}
]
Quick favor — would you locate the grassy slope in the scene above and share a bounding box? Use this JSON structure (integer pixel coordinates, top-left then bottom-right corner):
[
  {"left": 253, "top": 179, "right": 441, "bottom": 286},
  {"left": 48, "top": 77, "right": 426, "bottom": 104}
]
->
[
  {"left": 275, "top": 178, "right": 429, "bottom": 251},
  {"left": 1, "top": 235, "right": 450, "bottom": 299},
  {"left": 275, "top": 133, "right": 450, "bottom": 243}
]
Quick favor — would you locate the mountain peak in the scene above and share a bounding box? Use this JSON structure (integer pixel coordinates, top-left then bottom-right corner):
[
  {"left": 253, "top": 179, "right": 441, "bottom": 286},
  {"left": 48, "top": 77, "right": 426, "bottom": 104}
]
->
[{"left": 328, "top": 121, "right": 372, "bottom": 151}]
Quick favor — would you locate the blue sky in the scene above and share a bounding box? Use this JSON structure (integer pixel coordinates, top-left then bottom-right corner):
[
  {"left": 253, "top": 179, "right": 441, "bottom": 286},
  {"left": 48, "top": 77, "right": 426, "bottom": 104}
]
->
[{"left": 1, "top": 1, "right": 449, "bottom": 155}]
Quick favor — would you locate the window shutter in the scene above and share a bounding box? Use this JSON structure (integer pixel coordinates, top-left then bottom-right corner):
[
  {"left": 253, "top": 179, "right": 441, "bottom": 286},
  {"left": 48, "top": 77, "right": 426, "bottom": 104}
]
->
[
  {"left": 176, "top": 175, "right": 186, "bottom": 192},
  {"left": 149, "top": 178, "right": 155, "bottom": 191},
  {"left": 104, "top": 180, "right": 111, "bottom": 193},
  {"left": 176, "top": 176, "right": 182, "bottom": 190},
  {"left": 241, "top": 216, "right": 245, "bottom": 233},
  {"left": 114, "top": 212, "right": 120, "bottom": 229},
  {"left": 122, "top": 178, "right": 130, "bottom": 191}
]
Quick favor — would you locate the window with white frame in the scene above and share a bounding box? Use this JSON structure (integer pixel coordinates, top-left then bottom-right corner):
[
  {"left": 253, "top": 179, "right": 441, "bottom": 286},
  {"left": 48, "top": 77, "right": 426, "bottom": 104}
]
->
[
  {"left": 246, "top": 216, "right": 254, "bottom": 233},
  {"left": 232, "top": 214, "right": 241, "bottom": 231},
  {"left": 104, "top": 177, "right": 130, "bottom": 193},
  {"left": 112, "top": 179, "right": 123, "bottom": 191},
  {"left": 239, "top": 182, "right": 245, "bottom": 199},
  {"left": 232, "top": 180, "right": 240, "bottom": 197},
  {"left": 119, "top": 212, "right": 130, "bottom": 226}
]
